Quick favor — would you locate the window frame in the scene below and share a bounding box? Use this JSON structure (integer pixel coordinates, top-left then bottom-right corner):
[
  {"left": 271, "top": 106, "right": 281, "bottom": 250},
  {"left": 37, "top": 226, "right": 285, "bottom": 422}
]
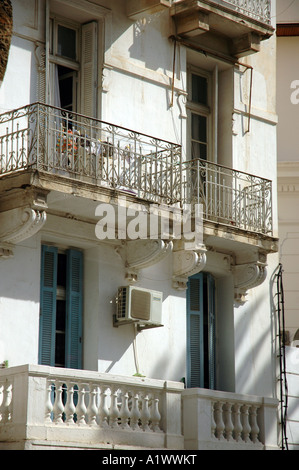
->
[
  {"left": 187, "top": 67, "right": 214, "bottom": 163},
  {"left": 47, "top": 14, "right": 99, "bottom": 119},
  {"left": 39, "top": 245, "right": 83, "bottom": 370},
  {"left": 186, "top": 272, "right": 216, "bottom": 390}
]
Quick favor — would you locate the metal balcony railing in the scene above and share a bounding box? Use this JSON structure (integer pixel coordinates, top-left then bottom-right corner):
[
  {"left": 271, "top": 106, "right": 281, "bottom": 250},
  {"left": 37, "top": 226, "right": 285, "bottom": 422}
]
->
[
  {"left": 219, "top": 0, "right": 272, "bottom": 24},
  {"left": 0, "top": 102, "right": 181, "bottom": 205},
  {"left": 0, "top": 103, "right": 273, "bottom": 235},
  {"left": 180, "top": 158, "right": 273, "bottom": 235}
]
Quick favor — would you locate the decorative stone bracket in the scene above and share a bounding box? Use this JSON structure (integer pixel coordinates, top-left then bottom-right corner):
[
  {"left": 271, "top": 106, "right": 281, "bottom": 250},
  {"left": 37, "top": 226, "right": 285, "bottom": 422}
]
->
[
  {"left": 172, "top": 248, "right": 207, "bottom": 290},
  {"left": 233, "top": 255, "right": 267, "bottom": 304},
  {"left": 0, "top": 206, "right": 47, "bottom": 257},
  {"left": 116, "top": 239, "right": 173, "bottom": 282}
]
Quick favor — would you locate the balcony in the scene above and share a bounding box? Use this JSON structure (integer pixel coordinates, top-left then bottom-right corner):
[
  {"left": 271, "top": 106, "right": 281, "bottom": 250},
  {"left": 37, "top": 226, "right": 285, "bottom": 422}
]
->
[
  {"left": 0, "top": 102, "right": 181, "bottom": 206},
  {"left": 170, "top": 0, "right": 274, "bottom": 57},
  {"left": 0, "top": 103, "right": 273, "bottom": 245},
  {"left": 0, "top": 365, "right": 279, "bottom": 450},
  {"left": 181, "top": 158, "right": 273, "bottom": 235}
]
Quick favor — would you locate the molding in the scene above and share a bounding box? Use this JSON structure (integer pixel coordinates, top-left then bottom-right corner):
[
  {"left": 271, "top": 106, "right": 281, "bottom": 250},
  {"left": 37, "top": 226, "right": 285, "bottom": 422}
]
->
[
  {"left": 172, "top": 249, "right": 207, "bottom": 290},
  {"left": 54, "top": 0, "right": 111, "bottom": 17},
  {"left": 0, "top": 207, "right": 47, "bottom": 245},
  {"left": 116, "top": 239, "right": 173, "bottom": 282}
]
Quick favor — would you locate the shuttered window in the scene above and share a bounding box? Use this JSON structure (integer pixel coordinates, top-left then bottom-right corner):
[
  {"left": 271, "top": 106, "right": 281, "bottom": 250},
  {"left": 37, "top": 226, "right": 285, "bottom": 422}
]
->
[
  {"left": 187, "top": 272, "right": 216, "bottom": 389},
  {"left": 48, "top": 18, "right": 98, "bottom": 117},
  {"left": 39, "top": 245, "right": 83, "bottom": 369},
  {"left": 80, "top": 21, "right": 98, "bottom": 118}
]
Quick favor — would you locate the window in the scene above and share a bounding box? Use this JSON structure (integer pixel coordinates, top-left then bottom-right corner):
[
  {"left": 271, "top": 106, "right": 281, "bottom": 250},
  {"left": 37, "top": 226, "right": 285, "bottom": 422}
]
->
[
  {"left": 39, "top": 245, "right": 83, "bottom": 369},
  {"left": 188, "top": 70, "right": 211, "bottom": 161},
  {"left": 186, "top": 272, "right": 216, "bottom": 389},
  {"left": 48, "top": 17, "right": 98, "bottom": 118}
]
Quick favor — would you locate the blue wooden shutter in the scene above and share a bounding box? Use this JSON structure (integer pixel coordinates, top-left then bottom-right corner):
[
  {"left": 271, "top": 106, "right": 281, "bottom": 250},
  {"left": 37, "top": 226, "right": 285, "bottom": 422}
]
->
[
  {"left": 65, "top": 249, "right": 83, "bottom": 369},
  {"left": 187, "top": 273, "right": 204, "bottom": 388},
  {"left": 39, "top": 245, "right": 58, "bottom": 366},
  {"left": 208, "top": 274, "right": 216, "bottom": 390}
]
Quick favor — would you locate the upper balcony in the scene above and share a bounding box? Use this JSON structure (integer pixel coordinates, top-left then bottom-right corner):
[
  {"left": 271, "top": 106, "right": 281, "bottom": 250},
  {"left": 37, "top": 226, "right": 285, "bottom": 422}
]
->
[
  {"left": 170, "top": 0, "right": 274, "bottom": 57},
  {"left": 0, "top": 103, "right": 275, "bottom": 255}
]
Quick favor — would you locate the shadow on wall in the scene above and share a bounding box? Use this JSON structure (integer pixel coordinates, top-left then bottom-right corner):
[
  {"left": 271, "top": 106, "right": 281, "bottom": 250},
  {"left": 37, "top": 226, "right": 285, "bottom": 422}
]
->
[{"left": 234, "top": 265, "right": 280, "bottom": 398}]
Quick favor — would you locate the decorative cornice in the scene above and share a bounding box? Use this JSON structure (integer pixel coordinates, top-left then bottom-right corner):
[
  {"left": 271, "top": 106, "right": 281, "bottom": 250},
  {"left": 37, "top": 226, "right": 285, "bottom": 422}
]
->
[{"left": 172, "top": 249, "right": 207, "bottom": 290}]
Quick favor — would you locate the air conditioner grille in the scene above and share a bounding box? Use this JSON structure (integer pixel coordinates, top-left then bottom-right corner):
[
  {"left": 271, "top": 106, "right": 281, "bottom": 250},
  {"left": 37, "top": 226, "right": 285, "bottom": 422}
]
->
[
  {"left": 117, "top": 287, "right": 127, "bottom": 319},
  {"left": 131, "top": 289, "right": 151, "bottom": 321}
]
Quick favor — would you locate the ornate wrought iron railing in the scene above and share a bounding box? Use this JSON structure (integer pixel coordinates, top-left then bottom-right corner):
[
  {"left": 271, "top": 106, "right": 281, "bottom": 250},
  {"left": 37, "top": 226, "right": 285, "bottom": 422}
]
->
[
  {"left": 218, "top": 0, "right": 271, "bottom": 24},
  {"left": 180, "top": 158, "right": 273, "bottom": 235},
  {"left": 0, "top": 103, "right": 273, "bottom": 235},
  {"left": 0, "top": 102, "right": 181, "bottom": 205}
]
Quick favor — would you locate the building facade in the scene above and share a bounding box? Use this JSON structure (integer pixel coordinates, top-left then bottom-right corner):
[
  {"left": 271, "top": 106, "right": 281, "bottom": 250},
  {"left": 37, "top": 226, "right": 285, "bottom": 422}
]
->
[
  {"left": 0, "top": 0, "right": 280, "bottom": 450},
  {"left": 276, "top": 0, "right": 299, "bottom": 451}
]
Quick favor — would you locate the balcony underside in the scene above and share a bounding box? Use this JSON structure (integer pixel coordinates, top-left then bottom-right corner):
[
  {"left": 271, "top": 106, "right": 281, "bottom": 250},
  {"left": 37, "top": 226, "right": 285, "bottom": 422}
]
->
[
  {"left": 0, "top": 169, "right": 278, "bottom": 258},
  {"left": 0, "top": 103, "right": 277, "bottom": 261},
  {"left": 170, "top": 0, "right": 274, "bottom": 58}
]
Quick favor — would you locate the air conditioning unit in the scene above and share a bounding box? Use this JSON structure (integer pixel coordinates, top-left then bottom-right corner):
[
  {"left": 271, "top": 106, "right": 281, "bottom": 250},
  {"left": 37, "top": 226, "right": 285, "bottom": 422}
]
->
[{"left": 114, "top": 286, "right": 163, "bottom": 328}]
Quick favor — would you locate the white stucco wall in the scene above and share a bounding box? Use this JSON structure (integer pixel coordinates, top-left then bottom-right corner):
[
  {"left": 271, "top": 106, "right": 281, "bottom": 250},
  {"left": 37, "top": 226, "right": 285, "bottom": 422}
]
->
[
  {"left": 0, "top": 236, "right": 41, "bottom": 367},
  {"left": 0, "top": 0, "right": 279, "bottom": 400}
]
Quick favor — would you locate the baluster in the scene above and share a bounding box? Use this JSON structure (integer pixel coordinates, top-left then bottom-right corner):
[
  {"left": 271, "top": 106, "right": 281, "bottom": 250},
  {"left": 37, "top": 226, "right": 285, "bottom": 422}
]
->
[
  {"left": 99, "top": 386, "right": 109, "bottom": 428},
  {"left": 223, "top": 402, "right": 234, "bottom": 441},
  {"left": 0, "top": 383, "right": 3, "bottom": 422},
  {"left": 109, "top": 388, "right": 120, "bottom": 428},
  {"left": 130, "top": 390, "right": 141, "bottom": 431},
  {"left": 140, "top": 393, "right": 151, "bottom": 431},
  {"left": 241, "top": 404, "right": 251, "bottom": 443},
  {"left": 0, "top": 382, "right": 12, "bottom": 423},
  {"left": 45, "top": 382, "right": 54, "bottom": 423},
  {"left": 120, "top": 389, "right": 130, "bottom": 430},
  {"left": 249, "top": 405, "right": 260, "bottom": 444},
  {"left": 64, "top": 382, "right": 76, "bottom": 424},
  {"left": 232, "top": 403, "right": 243, "bottom": 443},
  {"left": 86, "top": 383, "right": 98, "bottom": 426},
  {"left": 150, "top": 394, "right": 161, "bottom": 432},
  {"left": 211, "top": 402, "right": 217, "bottom": 440},
  {"left": 214, "top": 401, "right": 225, "bottom": 440},
  {"left": 53, "top": 381, "right": 64, "bottom": 424},
  {"left": 75, "top": 383, "right": 87, "bottom": 425}
]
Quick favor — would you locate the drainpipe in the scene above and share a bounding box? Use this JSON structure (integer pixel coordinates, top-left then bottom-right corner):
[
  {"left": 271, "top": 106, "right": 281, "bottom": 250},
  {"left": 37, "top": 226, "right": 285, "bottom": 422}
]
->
[{"left": 213, "top": 64, "right": 218, "bottom": 162}]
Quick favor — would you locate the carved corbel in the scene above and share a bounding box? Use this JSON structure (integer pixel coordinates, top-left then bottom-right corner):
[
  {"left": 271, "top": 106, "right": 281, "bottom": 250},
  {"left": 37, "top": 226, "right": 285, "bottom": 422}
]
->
[
  {"left": 234, "top": 259, "right": 267, "bottom": 304},
  {"left": 116, "top": 239, "right": 173, "bottom": 282},
  {"left": 0, "top": 207, "right": 47, "bottom": 245},
  {"left": 172, "top": 249, "right": 207, "bottom": 290}
]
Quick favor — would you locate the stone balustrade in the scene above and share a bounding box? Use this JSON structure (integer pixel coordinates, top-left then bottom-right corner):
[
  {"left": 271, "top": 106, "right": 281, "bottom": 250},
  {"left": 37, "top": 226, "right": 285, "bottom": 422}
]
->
[
  {"left": 0, "top": 364, "right": 279, "bottom": 450},
  {"left": 182, "top": 388, "right": 279, "bottom": 450},
  {"left": 0, "top": 364, "right": 184, "bottom": 450}
]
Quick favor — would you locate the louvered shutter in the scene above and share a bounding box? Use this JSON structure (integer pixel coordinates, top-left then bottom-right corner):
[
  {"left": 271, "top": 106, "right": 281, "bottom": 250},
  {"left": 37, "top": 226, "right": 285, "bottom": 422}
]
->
[
  {"left": 208, "top": 274, "right": 216, "bottom": 390},
  {"left": 65, "top": 249, "right": 83, "bottom": 369},
  {"left": 187, "top": 274, "right": 204, "bottom": 388},
  {"left": 39, "top": 245, "right": 58, "bottom": 366},
  {"left": 80, "top": 21, "right": 98, "bottom": 118}
]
